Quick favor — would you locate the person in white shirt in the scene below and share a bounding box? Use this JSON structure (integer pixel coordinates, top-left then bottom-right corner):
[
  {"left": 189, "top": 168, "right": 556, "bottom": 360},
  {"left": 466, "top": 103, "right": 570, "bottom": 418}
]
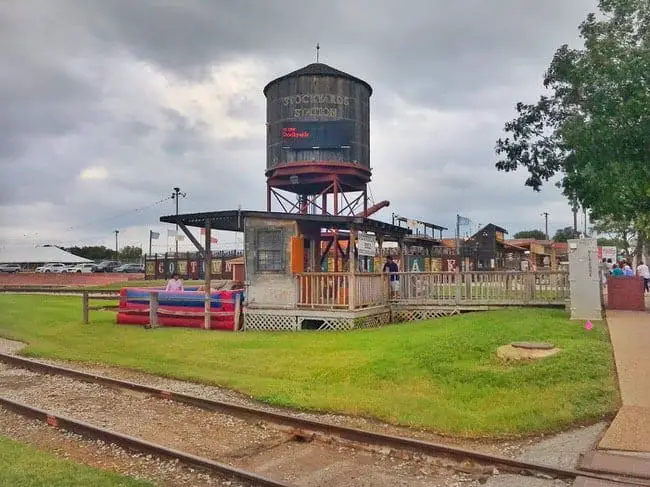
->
[
  {"left": 165, "top": 273, "right": 184, "bottom": 292},
  {"left": 636, "top": 261, "right": 650, "bottom": 293}
]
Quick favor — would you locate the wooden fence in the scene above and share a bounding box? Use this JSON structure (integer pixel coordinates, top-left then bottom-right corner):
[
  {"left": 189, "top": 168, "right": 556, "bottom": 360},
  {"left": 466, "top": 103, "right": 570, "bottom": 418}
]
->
[{"left": 296, "top": 270, "right": 569, "bottom": 309}]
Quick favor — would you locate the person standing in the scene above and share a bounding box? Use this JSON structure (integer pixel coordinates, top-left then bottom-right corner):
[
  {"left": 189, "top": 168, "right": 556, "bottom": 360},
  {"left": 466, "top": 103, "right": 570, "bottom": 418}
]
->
[
  {"left": 637, "top": 260, "right": 650, "bottom": 293},
  {"left": 165, "top": 273, "right": 184, "bottom": 292},
  {"left": 382, "top": 255, "right": 400, "bottom": 298}
]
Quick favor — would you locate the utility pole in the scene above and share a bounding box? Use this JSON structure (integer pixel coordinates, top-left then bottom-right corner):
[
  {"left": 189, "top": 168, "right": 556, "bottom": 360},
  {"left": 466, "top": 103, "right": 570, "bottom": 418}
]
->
[
  {"left": 541, "top": 212, "right": 549, "bottom": 240},
  {"left": 455, "top": 214, "right": 460, "bottom": 264},
  {"left": 583, "top": 207, "right": 588, "bottom": 236},
  {"left": 114, "top": 230, "right": 119, "bottom": 260},
  {"left": 171, "top": 187, "right": 186, "bottom": 255}
]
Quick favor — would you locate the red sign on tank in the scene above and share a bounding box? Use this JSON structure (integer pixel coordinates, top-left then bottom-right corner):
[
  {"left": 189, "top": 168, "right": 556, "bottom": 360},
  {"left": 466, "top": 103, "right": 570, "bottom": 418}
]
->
[{"left": 282, "top": 127, "right": 309, "bottom": 138}]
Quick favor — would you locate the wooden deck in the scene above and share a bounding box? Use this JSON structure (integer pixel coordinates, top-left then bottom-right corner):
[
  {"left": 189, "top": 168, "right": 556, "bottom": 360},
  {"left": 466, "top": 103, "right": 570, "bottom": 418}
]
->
[{"left": 295, "top": 270, "right": 570, "bottom": 310}]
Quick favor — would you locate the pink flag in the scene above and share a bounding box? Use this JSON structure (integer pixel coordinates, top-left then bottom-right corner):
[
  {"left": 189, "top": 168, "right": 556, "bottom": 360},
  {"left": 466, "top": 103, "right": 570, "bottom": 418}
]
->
[{"left": 585, "top": 320, "right": 593, "bottom": 331}]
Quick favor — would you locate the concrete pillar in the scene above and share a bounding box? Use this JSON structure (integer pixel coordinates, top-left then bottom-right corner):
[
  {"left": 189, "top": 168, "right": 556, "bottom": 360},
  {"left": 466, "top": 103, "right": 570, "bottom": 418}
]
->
[{"left": 568, "top": 238, "right": 601, "bottom": 321}]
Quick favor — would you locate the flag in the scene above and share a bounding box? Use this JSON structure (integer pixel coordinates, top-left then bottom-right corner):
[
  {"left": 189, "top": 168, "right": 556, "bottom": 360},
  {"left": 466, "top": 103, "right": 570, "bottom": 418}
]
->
[
  {"left": 167, "top": 229, "right": 177, "bottom": 238},
  {"left": 150, "top": 231, "right": 160, "bottom": 240},
  {"left": 457, "top": 215, "right": 471, "bottom": 226},
  {"left": 200, "top": 227, "right": 218, "bottom": 244}
]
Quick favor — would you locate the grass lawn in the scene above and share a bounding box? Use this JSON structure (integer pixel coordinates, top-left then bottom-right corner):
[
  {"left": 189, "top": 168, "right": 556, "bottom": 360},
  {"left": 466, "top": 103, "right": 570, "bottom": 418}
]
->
[
  {"left": 0, "top": 435, "right": 152, "bottom": 487},
  {"left": 0, "top": 294, "right": 619, "bottom": 438}
]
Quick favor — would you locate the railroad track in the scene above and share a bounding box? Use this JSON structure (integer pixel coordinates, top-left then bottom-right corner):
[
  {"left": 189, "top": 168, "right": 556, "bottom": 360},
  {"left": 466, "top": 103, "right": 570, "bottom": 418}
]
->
[{"left": 0, "top": 352, "right": 647, "bottom": 487}]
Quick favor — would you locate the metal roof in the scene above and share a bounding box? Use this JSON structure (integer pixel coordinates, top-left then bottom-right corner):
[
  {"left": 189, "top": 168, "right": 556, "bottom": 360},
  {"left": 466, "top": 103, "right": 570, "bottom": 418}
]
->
[
  {"left": 0, "top": 245, "right": 92, "bottom": 264},
  {"left": 160, "top": 210, "right": 410, "bottom": 238},
  {"left": 263, "top": 62, "right": 373, "bottom": 95}
]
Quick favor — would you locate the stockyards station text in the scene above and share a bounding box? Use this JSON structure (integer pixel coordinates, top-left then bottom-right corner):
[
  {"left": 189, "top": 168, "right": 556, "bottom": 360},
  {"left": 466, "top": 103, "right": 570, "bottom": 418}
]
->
[{"left": 279, "top": 93, "right": 350, "bottom": 118}]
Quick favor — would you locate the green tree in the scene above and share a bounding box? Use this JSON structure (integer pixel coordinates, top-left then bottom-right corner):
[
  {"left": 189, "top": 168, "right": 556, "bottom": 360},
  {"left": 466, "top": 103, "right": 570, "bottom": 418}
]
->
[
  {"left": 552, "top": 226, "right": 581, "bottom": 243},
  {"left": 596, "top": 237, "right": 621, "bottom": 248},
  {"left": 66, "top": 246, "right": 113, "bottom": 261},
  {"left": 119, "top": 246, "right": 142, "bottom": 261},
  {"left": 495, "top": 0, "right": 650, "bottom": 223},
  {"left": 591, "top": 214, "right": 649, "bottom": 261},
  {"left": 513, "top": 230, "right": 547, "bottom": 240}
]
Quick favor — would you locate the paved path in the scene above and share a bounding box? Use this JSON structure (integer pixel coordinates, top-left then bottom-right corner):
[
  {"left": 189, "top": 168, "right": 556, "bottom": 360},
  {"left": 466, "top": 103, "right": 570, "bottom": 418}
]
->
[{"left": 599, "top": 307, "right": 650, "bottom": 452}]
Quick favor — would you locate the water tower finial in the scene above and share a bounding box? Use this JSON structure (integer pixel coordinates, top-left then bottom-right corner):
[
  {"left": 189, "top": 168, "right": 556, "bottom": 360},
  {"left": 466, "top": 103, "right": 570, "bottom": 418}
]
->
[{"left": 316, "top": 43, "right": 320, "bottom": 62}]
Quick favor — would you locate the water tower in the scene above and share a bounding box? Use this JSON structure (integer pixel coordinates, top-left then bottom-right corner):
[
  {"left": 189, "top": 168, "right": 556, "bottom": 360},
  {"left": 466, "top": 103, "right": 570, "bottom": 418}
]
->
[{"left": 264, "top": 62, "right": 372, "bottom": 216}]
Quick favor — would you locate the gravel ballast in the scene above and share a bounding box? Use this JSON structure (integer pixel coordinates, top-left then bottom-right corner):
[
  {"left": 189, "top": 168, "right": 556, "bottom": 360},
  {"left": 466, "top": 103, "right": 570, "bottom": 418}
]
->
[{"left": 0, "top": 359, "right": 487, "bottom": 486}]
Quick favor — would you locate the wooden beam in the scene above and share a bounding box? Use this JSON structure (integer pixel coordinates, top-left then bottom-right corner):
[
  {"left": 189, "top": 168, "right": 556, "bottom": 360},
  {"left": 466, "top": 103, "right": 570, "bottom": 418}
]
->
[
  {"left": 178, "top": 222, "right": 205, "bottom": 256},
  {"left": 147, "top": 291, "right": 159, "bottom": 329},
  {"left": 81, "top": 292, "right": 89, "bottom": 324},
  {"left": 349, "top": 226, "right": 357, "bottom": 310},
  {"left": 203, "top": 219, "right": 212, "bottom": 330}
]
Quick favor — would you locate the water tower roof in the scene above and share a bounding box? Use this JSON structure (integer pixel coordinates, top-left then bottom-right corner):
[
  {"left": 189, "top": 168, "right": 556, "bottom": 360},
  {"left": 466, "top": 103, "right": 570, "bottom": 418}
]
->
[{"left": 263, "top": 62, "right": 372, "bottom": 96}]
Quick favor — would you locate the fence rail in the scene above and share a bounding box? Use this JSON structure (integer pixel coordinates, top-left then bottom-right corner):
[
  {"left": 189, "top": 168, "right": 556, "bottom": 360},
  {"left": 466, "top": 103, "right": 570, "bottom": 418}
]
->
[
  {"left": 395, "top": 271, "right": 569, "bottom": 305},
  {"left": 296, "top": 271, "right": 569, "bottom": 309}
]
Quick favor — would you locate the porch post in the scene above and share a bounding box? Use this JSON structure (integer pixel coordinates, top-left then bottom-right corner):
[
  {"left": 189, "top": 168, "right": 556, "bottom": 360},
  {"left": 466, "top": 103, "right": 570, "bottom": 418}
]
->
[
  {"left": 349, "top": 226, "right": 357, "bottom": 310},
  {"left": 203, "top": 219, "right": 212, "bottom": 330}
]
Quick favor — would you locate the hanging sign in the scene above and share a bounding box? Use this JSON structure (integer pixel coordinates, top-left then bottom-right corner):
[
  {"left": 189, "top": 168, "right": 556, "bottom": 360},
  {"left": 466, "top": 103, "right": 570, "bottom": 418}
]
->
[{"left": 357, "top": 232, "right": 376, "bottom": 257}]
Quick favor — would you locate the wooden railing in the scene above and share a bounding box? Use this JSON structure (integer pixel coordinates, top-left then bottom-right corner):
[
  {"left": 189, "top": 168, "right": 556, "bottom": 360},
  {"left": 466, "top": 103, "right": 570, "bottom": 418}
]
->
[
  {"left": 297, "top": 273, "right": 351, "bottom": 309},
  {"left": 354, "top": 273, "right": 389, "bottom": 308},
  {"left": 393, "top": 270, "right": 570, "bottom": 305},
  {"left": 296, "top": 271, "right": 570, "bottom": 309}
]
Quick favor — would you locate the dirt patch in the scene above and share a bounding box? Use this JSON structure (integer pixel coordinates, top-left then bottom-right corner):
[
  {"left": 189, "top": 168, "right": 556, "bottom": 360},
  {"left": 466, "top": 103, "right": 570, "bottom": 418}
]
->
[
  {"left": 0, "top": 338, "right": 26, "bottom": 354},
  {"left": 497, "top": 344, "right": 560, "bottom": 361}
]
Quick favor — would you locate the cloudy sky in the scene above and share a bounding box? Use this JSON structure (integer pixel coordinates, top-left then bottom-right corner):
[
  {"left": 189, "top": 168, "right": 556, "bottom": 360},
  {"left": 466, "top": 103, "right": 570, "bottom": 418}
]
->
[{"left": 0, "top": 0, "right": 599, "bottom": 252}]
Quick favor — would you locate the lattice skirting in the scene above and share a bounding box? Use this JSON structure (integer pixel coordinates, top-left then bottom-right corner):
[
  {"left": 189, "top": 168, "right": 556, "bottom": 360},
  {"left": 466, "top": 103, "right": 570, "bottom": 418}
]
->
[
  {"left": 354, "top": 312, "right": 392, "bottom": 329},
  {"left": 243, "top": 309, "right": 455, "bottom": 331},
  {"left": 244, "top": 313, "right": 297, "bottom": 331},
  {"left": 298, "top": 316, "right": 352, "bottom": 331},
  {"left": 392, "top": 308, "right": 460, "bottom": 323}
]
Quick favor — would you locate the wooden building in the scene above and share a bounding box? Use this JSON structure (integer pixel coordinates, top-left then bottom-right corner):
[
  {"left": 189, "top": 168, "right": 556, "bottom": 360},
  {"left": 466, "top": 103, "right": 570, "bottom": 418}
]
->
[{"left": 160, "top": 209, "right": 411, "bottom": 331}]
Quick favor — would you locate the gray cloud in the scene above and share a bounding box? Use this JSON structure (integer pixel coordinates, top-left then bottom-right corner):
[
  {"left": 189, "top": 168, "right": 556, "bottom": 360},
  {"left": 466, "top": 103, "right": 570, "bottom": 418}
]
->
[{"left": 0, "top": 0, "right": 600, "bottom": 248}]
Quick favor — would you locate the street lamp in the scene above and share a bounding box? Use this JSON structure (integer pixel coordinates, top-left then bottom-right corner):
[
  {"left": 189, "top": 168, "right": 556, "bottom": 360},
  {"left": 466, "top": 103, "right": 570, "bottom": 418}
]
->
[{"left": 171, "top": 187, "right": 187, "bottom": 255}]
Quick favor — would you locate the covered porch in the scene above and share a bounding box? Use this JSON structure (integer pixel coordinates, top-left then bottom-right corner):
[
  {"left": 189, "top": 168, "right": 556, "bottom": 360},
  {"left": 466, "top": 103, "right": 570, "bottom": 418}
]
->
[{"left": 159, "top": 209, "right": 411, "bottom": 330}]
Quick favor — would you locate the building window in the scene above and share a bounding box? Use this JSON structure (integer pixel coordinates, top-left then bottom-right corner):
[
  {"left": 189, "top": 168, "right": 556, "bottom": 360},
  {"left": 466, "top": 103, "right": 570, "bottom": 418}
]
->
[{"left": 256, "top": 230, "right": 284, "bottom": 271}]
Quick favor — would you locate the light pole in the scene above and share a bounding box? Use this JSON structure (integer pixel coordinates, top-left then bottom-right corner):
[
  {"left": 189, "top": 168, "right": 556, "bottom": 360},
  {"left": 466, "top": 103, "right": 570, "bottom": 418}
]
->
[
  {"left": 114, "top": 230, "right": 119, "bottom": 260},
  {"left": 171, "top": 187, "right": 186, "bottom": 255},
  {"left": 541, "top": 212, "right": 549, "bottom": 240}
]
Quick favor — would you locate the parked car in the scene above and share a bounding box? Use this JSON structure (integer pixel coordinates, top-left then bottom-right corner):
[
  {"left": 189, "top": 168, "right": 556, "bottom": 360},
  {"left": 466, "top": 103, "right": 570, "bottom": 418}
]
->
[
  {"left": 68, "top": 263, "right": 97, "bottom": 273},
  {"left": 0, "top": 264, "right": 21, "bottom": 273},
  {"left": 114, "top": 263, "right": 144, "bottom": 273},
  {"left": 35, "top": 263, "right": 67, "bottom": 273},
  {"left": 92, "top": 260, "right": 121, "bottom": 273}
]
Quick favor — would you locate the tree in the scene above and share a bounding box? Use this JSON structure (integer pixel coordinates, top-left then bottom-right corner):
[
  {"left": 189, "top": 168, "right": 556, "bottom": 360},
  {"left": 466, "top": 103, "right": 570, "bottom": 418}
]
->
[
  {"left": 513, "top": 230, "right": 547, "bottom": 240},
  {"left": 597, "top": 237, "right": 621, "bottom": 248},
  {"left": 119, "top": 246, "right": 142, "bottom": 261},
  {"left": 495, "top": 0, "right": 650, "bottom": 223},
  {"left": 552, "top": 226, "right": 581, "bottom": 243},
  {"left": 591, "top": 214, "right": 649, "bottom": 261},
  {"left": 66, "top": 246, "right": 113, "bottom": 261}
]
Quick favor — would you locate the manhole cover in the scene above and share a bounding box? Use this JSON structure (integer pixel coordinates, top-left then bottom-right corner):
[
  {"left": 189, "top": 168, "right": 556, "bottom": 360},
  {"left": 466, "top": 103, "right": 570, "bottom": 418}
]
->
[{"left": 511, "top": 342, "right": 554, "bottom": 350}]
